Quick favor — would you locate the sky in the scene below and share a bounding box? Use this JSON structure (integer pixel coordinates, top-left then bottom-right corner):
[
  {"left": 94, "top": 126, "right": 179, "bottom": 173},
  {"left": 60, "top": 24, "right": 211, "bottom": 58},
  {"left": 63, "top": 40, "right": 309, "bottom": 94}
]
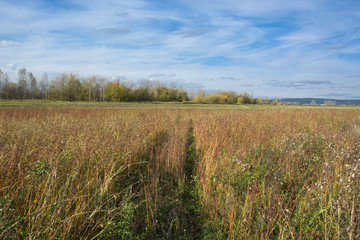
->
[{"left": 0, "top": 0, "right": 360, "bottom": 99}]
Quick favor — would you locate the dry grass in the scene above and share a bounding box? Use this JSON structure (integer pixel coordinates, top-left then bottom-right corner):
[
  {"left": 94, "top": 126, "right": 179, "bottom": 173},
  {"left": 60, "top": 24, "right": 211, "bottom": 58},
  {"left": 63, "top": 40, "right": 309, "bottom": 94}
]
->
[
  {"left": 0, "top": 105, "right": 359, "bottom": 239},
  {"left": 0, "top": 107, "right": 191, "bottom": 239},
  {"left": 192, "top": 109, "right": 360, "bottom": 239}
]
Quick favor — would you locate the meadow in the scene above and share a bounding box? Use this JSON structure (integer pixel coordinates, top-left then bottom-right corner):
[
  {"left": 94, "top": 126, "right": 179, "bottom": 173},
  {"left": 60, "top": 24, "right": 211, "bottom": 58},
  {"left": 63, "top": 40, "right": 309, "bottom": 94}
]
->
[{"left": 0, "top": 101, "right": 359, "bottom": 239}]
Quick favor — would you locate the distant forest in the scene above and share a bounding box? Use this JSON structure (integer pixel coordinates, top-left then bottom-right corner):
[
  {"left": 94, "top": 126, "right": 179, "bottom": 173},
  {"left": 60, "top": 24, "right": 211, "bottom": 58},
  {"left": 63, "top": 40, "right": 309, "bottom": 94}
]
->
[
  {"left": 1, "top": 68, "right": 358, "bottom": 105},
  {"left": 281, "top": 98, "right": 360, "bottom": 106},
  {"left": 0, "top": 68, "right": 268, "bottom": 104}
]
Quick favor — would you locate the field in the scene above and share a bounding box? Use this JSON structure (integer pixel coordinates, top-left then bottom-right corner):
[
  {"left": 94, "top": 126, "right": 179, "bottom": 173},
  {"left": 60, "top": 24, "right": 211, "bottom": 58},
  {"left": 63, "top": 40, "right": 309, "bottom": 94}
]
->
[{"left": 0, "top": 101, "right": 359, "bottom": 239}]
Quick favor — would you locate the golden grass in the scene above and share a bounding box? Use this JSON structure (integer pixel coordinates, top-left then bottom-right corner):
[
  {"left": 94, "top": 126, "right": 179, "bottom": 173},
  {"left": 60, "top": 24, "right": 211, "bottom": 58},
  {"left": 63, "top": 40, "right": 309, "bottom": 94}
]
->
[
  {"left": 192, "top": 109, "right": 360, "bottom": 239},
  {"left": 0, "top": 106, "right": 359, "bottom": 239}
]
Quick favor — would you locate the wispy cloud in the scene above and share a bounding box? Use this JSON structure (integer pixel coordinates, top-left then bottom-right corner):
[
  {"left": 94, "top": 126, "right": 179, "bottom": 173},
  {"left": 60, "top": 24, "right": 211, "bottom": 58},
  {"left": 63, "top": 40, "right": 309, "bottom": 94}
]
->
[
  {"left": 148, "top": 73, "right": 176, "bottom": 78},
  {"left": 0, "top": 40, "right": 21, "bottom": 47},
  {"left": 346, "top": 74, "right": 360, "bottom": 78},
  {"left": 297, "top": 80, "right": 332, "bottom": 85},
  {"left": 177, "top": 81, "right": 206, "bottom": 89},
  {"left": 265, "top": 80, "right": 333, "bottom": 88},
  {"left": 220, "top": 77, "right": 242, "bottom": 81},
  {"left": 97, "top": 27, "right": 131, "bottom": 36},
  {"left": 5, "top": 63, "right": 17, "bottom": 70},
  {"left": 329, "top": 44, "right": 345, "bottom": 49},
  {"left": 0, "top": 0, "right": 359, "bottom": 99},
  {"left": 175, "top": 28, "right": 209, "bottom": 38},
  {"left": 115, "top": 12, "right": 130, "bottom": 18}
]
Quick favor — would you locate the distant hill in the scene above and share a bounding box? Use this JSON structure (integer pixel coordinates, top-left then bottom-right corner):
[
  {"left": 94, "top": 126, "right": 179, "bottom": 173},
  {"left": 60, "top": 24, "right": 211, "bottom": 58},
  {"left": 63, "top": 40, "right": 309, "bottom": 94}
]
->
[{"left": 280, "top": 98, "right": 360, "bottom": 106}]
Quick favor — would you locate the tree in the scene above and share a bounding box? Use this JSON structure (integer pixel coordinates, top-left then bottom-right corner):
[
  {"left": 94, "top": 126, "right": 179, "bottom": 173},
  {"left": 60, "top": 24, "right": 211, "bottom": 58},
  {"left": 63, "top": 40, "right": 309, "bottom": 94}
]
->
[
  {"left": 194, "top": 89, "right": 206, "bottom": 102},
  {"left": 219, "top": 91, "right": 237, "bottom": 103},
  {"left": 0, "top": 69, "right": 3, "bottom": 99},
  {"left": 239, "top": 92, "right": 252, "bottom": 104},
  {"left": 135, "top": 79, "right": 153, "bottom": 101},
  {"left": 81, "top": 79, "right": 92, "bottom": 101},
  {"left": 177, "top": 89, "right": 189, "bottom": 102},
  {"left": 54, "top": 73, "right": 67, "bottom": 100},
  {"left": 271, "top": 99, "right": 278, "bottom": 105},
  {"left": 8, "top": 82, "right": 17, "bottom": 99},
  {"left": 189, "top": 90, "right": 195, "bottom": 101},
  {"left": 105, "top": 80, "right": 125, "bottom": 102},
  {"left": 3, "top": 73, "right": 10, "bottom": 99},
  {"left": 17, "top": 68, "right": 28, "bottom": 99},
  {"left": 29, "top": 72, "right": 39, "bottom": 99},
  {"left": 157, "top": 86, "right": 170, "bottom": 102},
  {"left": 98, "top": 76, "right": 107, "bottom": 102},
  {"left": 264, "top": 97, "right": 271, "bottom": 104},
  {"left": 168, "top": 82, "right": 178, "bottom": 101},
  {"left": 40, "top": 73, "right": 49, "bottom": 100},
  {"left": 66, "top": 73, "right": 82, "bottom": 101},
  {"left": 81, "top": 75, "right": 100, "bottom": 101}
]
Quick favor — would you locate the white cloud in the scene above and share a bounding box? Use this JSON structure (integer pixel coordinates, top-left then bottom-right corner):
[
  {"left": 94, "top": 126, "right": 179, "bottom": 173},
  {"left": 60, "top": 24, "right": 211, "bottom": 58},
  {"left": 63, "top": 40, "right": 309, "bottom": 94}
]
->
[
  {"left": 277, "top": 32, "right": 324, "bottom": 43},
  {"left": 175, "top": 28, "right": 209, "bottom": 38},
  {"left": 181, "top": 0, "right": 317, "bottom": 17},
  {"left": 5, "top": 63, "right": 17, "bottom": 70},
  {"left": 0, "top": 40, "right": 20, "bottom": 47}
]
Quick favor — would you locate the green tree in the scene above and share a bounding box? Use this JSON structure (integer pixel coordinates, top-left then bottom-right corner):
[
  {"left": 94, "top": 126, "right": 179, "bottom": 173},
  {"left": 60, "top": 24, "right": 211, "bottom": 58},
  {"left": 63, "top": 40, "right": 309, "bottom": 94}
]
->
[
  {"left": 17, "top": 68, "right": 28, "bottom": 99},
  {"left": 239, "top": 92, "right": 252, "bottom": 104},
  {"left": 105, "top": 81, "right": 125, "bottom": 102},
  {"left": 66, "top": 73, "right": 82, "bottom": 101},
  {"left": 206, "top": 93, "right": 221, "bottom": 103},
  {"left": 8, "top": 82, "right": 17, "bottom": 99},
  {"left": 82, "top": 75, "right": 103, "bottom": 101},
  {"left": 168, "top": 82, "right": 178, "bottom": 101},
  {"left": 219, "top": 91, "right": 237, "bottom": 103},
  {"left": 52, "top": 74, "right": 67, "bottom": 100},
  {"left": 29, "top": 72, "right": 39, "bottom": 99},
  {"left": 176, "top": 89, "right": 189, "bottom": 102}
]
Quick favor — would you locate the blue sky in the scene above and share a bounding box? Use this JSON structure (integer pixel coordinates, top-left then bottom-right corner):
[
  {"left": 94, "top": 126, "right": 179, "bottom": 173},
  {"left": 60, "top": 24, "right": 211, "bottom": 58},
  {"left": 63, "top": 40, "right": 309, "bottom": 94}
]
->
[{"left": 0, "top": 0, "right": 360, "bottom": 99}]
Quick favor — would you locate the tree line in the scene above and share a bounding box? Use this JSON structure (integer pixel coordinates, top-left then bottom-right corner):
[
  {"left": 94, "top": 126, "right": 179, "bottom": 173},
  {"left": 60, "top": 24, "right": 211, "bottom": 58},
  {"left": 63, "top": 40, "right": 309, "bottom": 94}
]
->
[
  {"left": 191, "top": 89, "right": 277, "bottom": 104},
  {"left": 0, "top": 67, "right": 274, "bottom": 104},
  {"left": 0, "top": 68, "right": 188, "bottom": 102}
]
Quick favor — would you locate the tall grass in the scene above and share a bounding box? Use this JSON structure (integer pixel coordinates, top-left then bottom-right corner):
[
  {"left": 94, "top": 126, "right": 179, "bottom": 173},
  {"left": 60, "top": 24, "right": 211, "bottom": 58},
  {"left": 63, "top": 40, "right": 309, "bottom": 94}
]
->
[
  {"left": 0, "top": 107, "right": 192, "bottom": 239},
  {"left": 0, "top": 106, "right": 359, "bottom": 239},
  {"left": 192, "top": 109, "right": 360, "bottom": 239}
]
